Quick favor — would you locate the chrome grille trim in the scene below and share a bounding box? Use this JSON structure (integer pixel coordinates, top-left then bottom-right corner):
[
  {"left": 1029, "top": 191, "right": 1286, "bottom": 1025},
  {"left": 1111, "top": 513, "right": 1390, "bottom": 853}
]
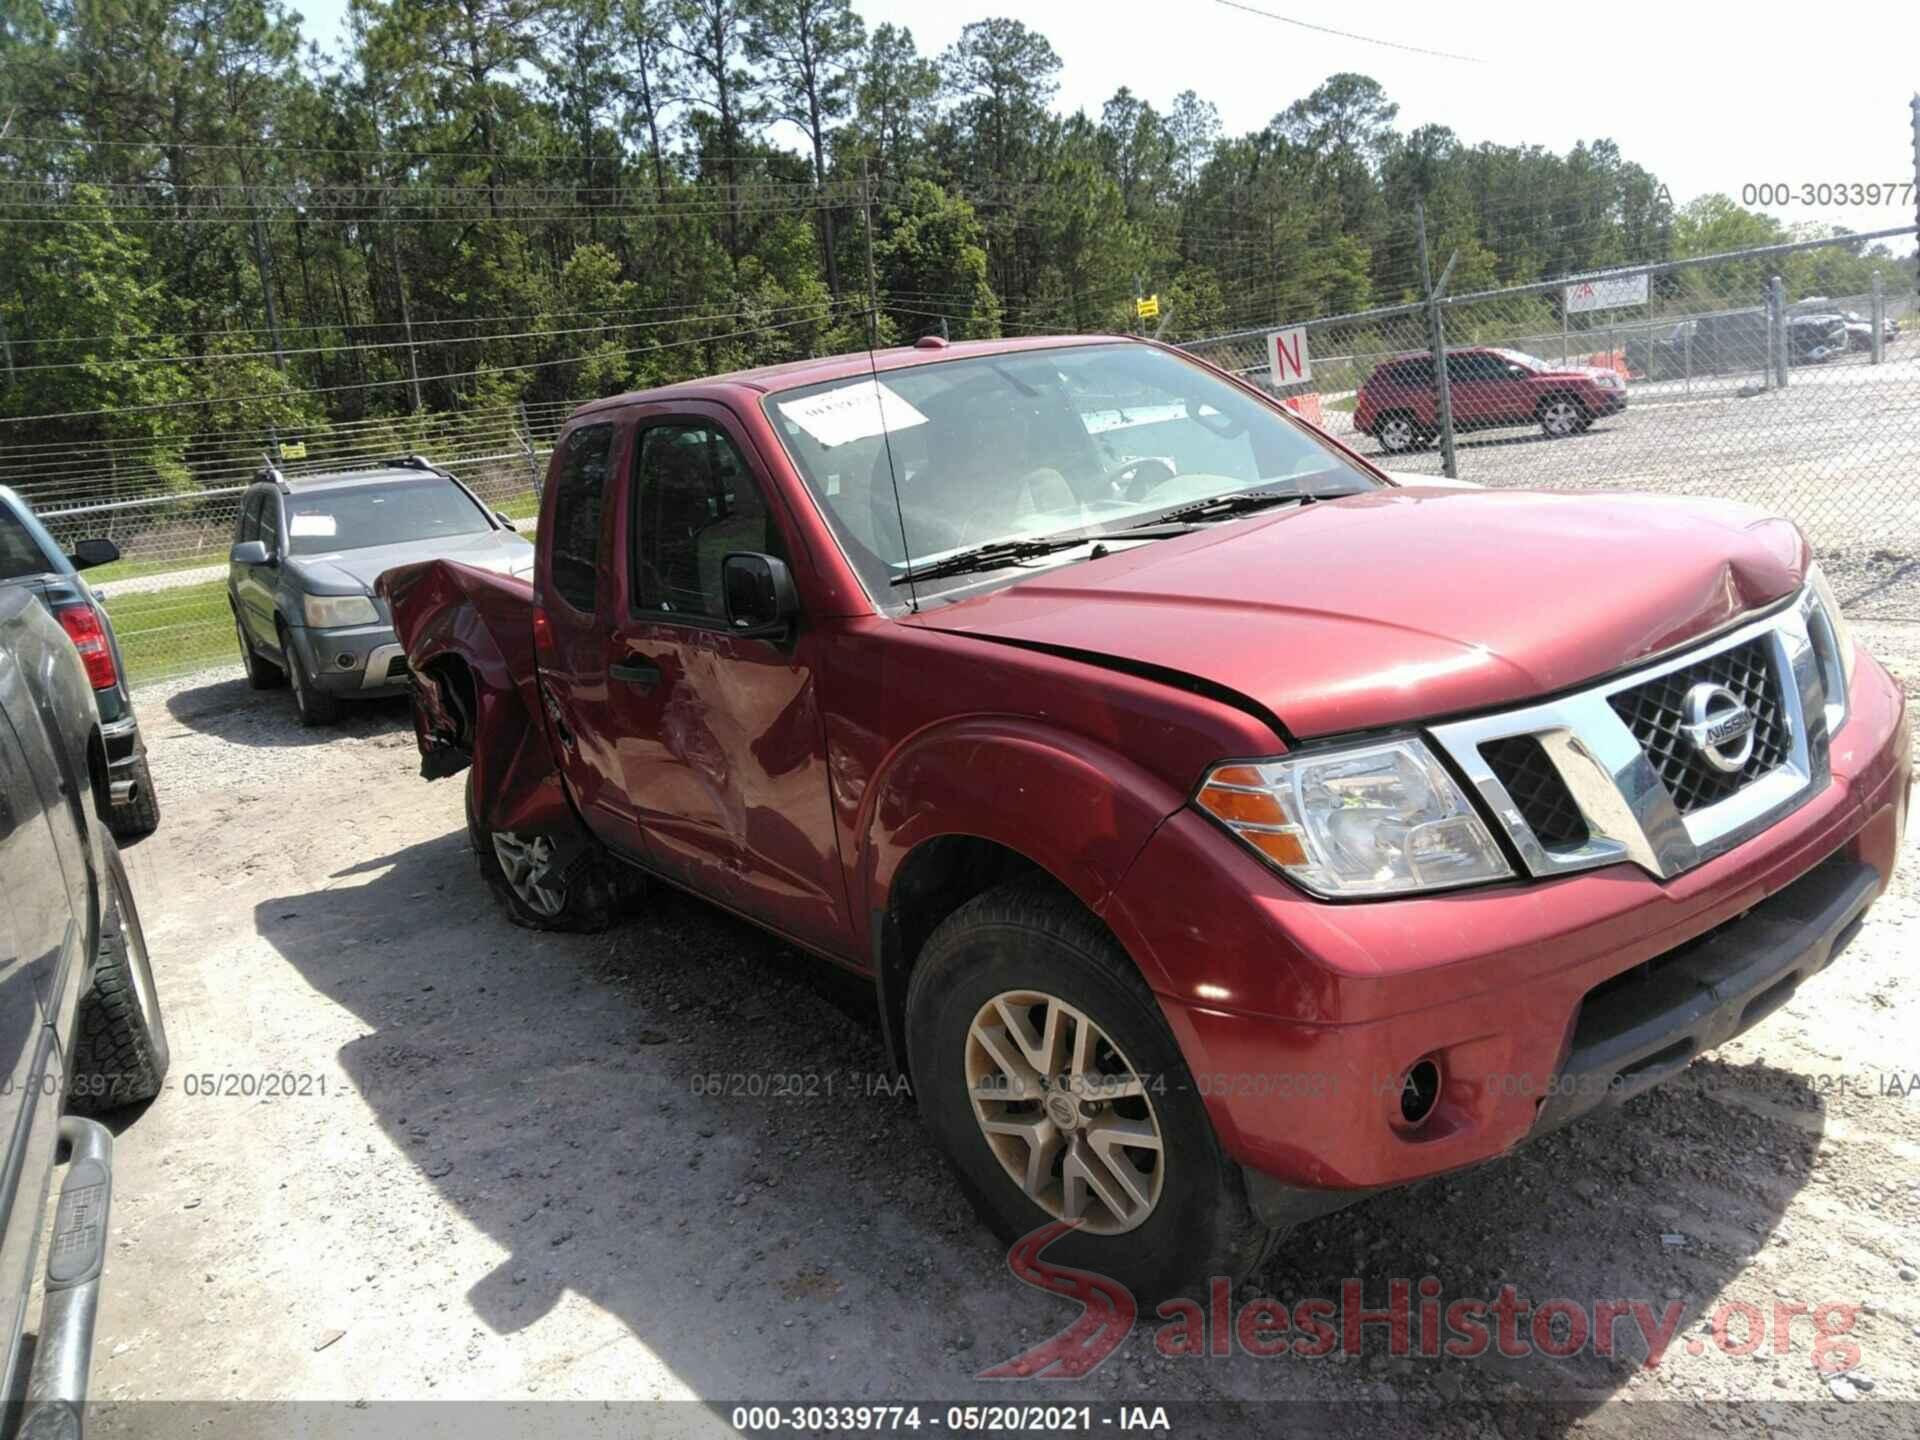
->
[{"left": 1428, "top": 598, "right": 1832, "bottom": 882}]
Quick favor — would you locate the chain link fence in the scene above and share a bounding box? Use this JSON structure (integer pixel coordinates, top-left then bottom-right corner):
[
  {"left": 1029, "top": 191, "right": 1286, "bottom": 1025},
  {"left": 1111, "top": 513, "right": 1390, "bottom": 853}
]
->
[
  {"left": 2, "top": 400, "right": 571, "bottom": 683},
  {"left": 9, "top": 227, "right": 1920, "bottom": 687},
  {"left": 1179, "top": 226, "right": 1920, "bottom": 626}
]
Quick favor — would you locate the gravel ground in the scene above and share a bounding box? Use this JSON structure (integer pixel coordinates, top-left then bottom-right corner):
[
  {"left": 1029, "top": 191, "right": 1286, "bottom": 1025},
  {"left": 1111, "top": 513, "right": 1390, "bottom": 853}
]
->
[{"left": 74, "top": 623, "right": 1920, "bottom": 1439}]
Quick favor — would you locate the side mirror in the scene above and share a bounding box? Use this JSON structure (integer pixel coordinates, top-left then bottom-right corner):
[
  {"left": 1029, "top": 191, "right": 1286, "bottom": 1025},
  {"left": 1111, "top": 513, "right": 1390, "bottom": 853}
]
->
[
  {"left": 68, "top": 537, "right": 120, "bottom": 571},
  {"left": 722, "top": 552, "right": 799, "bottom": 636},
  {"left": 230, "top": 539, "right": 271, "bottom": 565},
  {"left": 494, "top": 511, "right": 518, "bottom": 531}
]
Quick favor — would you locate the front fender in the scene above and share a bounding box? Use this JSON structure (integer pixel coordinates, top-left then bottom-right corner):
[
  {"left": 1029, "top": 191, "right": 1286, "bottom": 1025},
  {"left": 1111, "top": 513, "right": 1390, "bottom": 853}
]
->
[
  {"left": 377, "top": 560, "right": 570, "bottom": 837},
  {"left": 858, "top": 716, "right": 1187, "bottom": 985}
]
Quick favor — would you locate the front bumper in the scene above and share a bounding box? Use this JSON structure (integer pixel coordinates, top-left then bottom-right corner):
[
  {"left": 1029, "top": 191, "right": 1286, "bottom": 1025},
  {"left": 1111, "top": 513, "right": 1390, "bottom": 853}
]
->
[
  {"left": 1106, "top": 650, "right": 1909, "bottom": 1200},
  {"left": 1593, "top": 389, "right": 1628, "bottom": 415},
  {"left": 288, "top": 621, "right": 409, "bottom": 696}
]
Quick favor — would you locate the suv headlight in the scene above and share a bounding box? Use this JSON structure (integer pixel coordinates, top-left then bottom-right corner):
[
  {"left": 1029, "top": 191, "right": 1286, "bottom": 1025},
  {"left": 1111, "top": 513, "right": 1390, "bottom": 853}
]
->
[
  {"left": 303, "top": 592, "right": 379, "bottom": 628},
  {"left": 1801, "top": 562, "right": 1855, "bottom": 734},
  {"left": 1195, "top": 738, "right": 1513, "bottom": 897}
]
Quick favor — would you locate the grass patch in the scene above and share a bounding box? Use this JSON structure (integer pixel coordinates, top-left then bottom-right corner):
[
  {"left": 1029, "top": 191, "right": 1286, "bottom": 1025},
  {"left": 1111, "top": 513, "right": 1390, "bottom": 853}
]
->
[
  {"left": 98, "top": 578, "right": 236, "bottom": 686},
  {"left": 1324, "top": 394, "right": 1357, "bottom": 413}
]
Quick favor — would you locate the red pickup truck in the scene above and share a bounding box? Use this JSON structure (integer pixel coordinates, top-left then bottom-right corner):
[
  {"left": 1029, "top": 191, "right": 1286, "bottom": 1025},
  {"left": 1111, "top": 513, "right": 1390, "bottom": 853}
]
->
[{"left": 382, "top": 334, "right": 1909, "bottom": 1301}]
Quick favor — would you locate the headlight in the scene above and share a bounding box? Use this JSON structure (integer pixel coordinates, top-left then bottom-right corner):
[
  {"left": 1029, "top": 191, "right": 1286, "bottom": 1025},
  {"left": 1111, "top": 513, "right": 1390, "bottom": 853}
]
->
[
  {"left": 1801, "top": 562, "right": 1855, "bottom": 733},
  {"left": 303, "top": 592, "right": 379, "bottom": 628},
  {"left": 1195, "top": 738, "right": 1513, "bottom": 897}
]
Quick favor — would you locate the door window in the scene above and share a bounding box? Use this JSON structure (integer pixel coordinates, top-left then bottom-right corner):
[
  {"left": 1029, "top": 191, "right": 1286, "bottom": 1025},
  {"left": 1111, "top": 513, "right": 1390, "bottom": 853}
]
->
[
  {"left": 257, "top": 494, "right": 282, "bottom": 555},
  {"left": 632, "top": 424, "right": 782, "bottom": 621},
  {"left": 548, "top": 423, "right": 616, "bottom": 614}
]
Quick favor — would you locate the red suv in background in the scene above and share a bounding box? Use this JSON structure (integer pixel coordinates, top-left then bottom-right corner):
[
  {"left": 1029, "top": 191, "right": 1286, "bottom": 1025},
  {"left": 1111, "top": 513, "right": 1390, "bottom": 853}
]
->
[{"left": 1355, "top": 346, "right": 1628, "bottom": 454}]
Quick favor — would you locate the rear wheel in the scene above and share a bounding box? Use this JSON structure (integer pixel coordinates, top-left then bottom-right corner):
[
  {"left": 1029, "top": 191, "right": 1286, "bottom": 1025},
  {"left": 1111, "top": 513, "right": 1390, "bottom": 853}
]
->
[
  {"left": 906, "top": 877, "right": 1274, "bottom": 1303},
  {"left": 68, "top": 836, "right": 169, "bottom": 1115},
  {"left": 1374, "top": 411, "right": 1426, "bottom": 454},
  {"left": 107, "top": 751, "right": 161, "bottom": 843},
  {"left": 1538, "top": 395, "right": 1589, "bottom": 438},
  {"left": 282, "top": 624, "right": 341, "bottom": 726},
  {"left": 465, "top": 770, "right": 645, "bottom": 932}
]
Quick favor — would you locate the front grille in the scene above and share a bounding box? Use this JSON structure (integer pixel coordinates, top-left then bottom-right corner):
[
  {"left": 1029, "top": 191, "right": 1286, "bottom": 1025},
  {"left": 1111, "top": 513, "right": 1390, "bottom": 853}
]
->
[
  {"left": 1480, "top": 735, "right": 1588, "bottom": 850},
  {"left": 1608, "top": 635, "right": 1789, "bottom": 815}
]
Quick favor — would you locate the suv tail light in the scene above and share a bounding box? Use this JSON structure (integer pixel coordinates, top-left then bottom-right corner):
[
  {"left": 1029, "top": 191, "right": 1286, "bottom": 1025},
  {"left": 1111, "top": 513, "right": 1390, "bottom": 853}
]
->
[{"left": 55, "top": 601, "right": 118, "bottom": 689}]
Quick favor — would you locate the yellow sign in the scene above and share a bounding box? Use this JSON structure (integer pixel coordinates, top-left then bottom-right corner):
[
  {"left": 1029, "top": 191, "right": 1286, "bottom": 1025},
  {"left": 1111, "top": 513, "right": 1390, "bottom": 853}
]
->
[
  {"left": 281, "top": 441, "right": 308, "bottom": 460},
  {"left": 1135, "top": 294, "right": 1160, "bottom": 320}
]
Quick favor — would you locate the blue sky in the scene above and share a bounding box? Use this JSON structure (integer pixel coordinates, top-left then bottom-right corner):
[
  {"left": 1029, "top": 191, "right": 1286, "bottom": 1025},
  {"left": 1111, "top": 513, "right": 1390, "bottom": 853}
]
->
[{"left": 292, "top": 0, "right": 1920, "bottom": 245}]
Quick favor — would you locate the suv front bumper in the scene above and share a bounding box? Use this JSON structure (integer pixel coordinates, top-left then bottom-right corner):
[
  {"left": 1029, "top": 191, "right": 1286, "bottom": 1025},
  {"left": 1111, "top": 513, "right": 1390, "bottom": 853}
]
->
[
  {"left": 1106, "top": 649, "right": 1909, "bottom": 1201},
  {"left": 287, "top": 621, "right": 410, "bottom": 697}
]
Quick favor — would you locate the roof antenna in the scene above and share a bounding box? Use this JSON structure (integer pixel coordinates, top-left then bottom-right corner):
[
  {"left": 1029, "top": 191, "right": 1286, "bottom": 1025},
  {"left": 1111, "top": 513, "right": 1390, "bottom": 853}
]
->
[{"left": 867, "top": 302, "right": 917, "bottom": 613}]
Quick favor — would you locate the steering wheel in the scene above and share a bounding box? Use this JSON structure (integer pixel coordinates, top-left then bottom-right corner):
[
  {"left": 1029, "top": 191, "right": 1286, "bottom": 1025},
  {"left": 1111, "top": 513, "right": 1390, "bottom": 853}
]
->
[{"left": 1109, "top": 456, "right": 1180, "bottom": 502}]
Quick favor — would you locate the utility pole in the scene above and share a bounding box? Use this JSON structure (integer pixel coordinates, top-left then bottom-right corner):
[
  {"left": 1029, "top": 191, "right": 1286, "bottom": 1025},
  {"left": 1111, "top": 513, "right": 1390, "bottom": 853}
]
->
[
  {"left": 861, "top": 157, "right": 881, "bottom": 346},
  {"left": 249, "top": 193, "right": 286, "bottom": 370},
  {"left": 393, "top": 244, "right": 423, "bottom": 413},
  {"left": 1416, "top": 201, "right": 1460, "bottom": 479}
]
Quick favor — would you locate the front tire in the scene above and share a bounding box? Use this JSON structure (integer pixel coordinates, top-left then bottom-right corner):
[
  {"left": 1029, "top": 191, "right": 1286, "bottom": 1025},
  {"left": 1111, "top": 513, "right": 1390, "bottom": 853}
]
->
[
  {"left": 906, "top": 877, "right": 1273, "bottom": 1303},
  {"left": 235, "top": 609, "right": 285, "bottom": 689},
  {"left": 68, "top": 836, "right": 169, "bottom": 1115},
  {"left": 282, "top": 625, "right": 341, "bottom": 726},
  {"left": 464, "top": 770, "right": 644, "bottom": 932},
  {"left": 1374, "top": 411, "right": 1427, "bottom": 454},
  {"left": 1538, "top": 395, "right": 1589, "bottom": 438},
  {"left": 108, "top": 751, "right": 161, "bottom": 843}
]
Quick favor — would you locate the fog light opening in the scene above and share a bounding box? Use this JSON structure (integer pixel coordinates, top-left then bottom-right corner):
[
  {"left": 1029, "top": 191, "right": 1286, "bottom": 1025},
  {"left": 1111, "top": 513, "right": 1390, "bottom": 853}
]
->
[
  {"left": 336, "top": 652, "right": 357, "bottom": 669},
  {"left": 1399, "top": 1058, "right": 1441, "bottom": 1127}
]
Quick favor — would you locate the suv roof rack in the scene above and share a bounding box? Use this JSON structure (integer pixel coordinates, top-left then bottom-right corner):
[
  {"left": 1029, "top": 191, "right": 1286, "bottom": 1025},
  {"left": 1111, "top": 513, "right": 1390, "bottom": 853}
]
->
[{"left": 256, "top": 462, "right": 287, "bottom": 489}]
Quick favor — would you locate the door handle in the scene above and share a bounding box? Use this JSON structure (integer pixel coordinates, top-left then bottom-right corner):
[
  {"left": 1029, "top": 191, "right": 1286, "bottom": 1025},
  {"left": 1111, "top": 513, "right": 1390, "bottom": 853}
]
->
[{"left": 609, "top": 655, "right": 662, "bottom": 690}]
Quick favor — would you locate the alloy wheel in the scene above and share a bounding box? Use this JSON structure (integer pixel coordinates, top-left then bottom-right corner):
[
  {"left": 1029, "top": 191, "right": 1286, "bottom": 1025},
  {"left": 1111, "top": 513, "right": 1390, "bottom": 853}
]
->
[
  {"left": 1541, "top": 400, "right": 1581, "bottom": 436},
  {"left": 1379, "top": 416, "right": 1415, "bottom": 452},
  {"left": 963, "top": 989, "right": 1165, "bottom": 1235},
  {"left": 491, "top": 831, "right": 567, "bottom": 916}
]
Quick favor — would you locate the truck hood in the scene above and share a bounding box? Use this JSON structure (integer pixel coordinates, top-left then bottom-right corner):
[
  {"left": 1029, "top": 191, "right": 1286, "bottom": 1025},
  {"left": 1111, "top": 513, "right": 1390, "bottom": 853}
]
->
[
  {"left": 290, "top": 529, "right": 535, "bottom": 594},
  {"left": 905, "top": 486, "right": 1807, "bottom": 740}
]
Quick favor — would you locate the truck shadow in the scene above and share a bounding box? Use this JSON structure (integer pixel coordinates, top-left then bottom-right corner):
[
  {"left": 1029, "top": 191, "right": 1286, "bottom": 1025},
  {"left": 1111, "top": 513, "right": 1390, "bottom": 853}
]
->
[
  {"left": 163, "top": 673, "right": 411, "bottom": 748},
  {"left": 252, "top": 830, "right": 1831, "bottom": 1426}
]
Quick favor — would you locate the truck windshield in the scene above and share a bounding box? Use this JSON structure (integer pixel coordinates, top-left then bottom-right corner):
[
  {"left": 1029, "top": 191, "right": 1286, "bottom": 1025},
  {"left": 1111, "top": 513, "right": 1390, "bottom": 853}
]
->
[
  {"left": 763, "top": 342, "right": 1377, "bottom": 603},
  {"left": 285, "top": 480, "right": 492, "bottom": 556}
]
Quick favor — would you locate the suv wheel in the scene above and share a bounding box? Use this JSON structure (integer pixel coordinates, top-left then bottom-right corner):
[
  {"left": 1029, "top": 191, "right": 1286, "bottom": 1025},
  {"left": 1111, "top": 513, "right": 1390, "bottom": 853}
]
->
[
  {"left": 281, "top": 623, "right": 341, "bottom": 726},
  {"left": 465, "top": 770, "right": 645, "bottom": 931},
  {"left": 1375, "top": 412, "right": 1425, "bottom": 453},
  {"left": 1538, "top": 395, "right": 1589, "bottom": 439},
  {"left": 68, "top": 836, "right": 169, "bottom": 1115},
  {"left": 906, "top": 876, "right": 1274, "bottom": 1302},
  {"left": 235, "top": 610, "right": 285, "bottom": 688}
]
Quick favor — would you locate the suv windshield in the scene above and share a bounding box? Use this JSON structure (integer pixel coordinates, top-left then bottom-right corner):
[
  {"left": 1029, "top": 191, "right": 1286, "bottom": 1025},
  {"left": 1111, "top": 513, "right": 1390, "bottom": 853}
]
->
[
  {"left": 764, "top": 342, "right": 1377, "bottom": 602},
  {"left": 284, "top": 479, "right": 492, "bottom": 555}
]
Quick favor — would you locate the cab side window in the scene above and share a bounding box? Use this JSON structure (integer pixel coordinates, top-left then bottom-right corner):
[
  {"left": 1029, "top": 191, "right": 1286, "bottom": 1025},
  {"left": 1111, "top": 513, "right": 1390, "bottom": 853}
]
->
[
  {"left": 633, "top": 424, "right": 782, "bottom": 621},
  {"left": 548, "top": 423, "right": 616, "bottom": 614}
]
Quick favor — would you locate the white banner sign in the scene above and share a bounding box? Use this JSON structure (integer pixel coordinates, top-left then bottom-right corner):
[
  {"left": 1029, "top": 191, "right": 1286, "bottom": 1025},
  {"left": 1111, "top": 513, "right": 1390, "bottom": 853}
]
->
[
  {"left": 1266, "top": 326, "right": 1311, "bottom": 386},
  {"left": 1564, "top": 273, "right": 1649, "bottom": 314}
]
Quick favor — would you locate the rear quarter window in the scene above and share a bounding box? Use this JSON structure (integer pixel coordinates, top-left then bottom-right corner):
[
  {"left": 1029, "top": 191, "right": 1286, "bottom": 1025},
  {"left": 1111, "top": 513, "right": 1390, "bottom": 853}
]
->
[{"left": 0, "top": 506, "right": 52, "bottom": 581}]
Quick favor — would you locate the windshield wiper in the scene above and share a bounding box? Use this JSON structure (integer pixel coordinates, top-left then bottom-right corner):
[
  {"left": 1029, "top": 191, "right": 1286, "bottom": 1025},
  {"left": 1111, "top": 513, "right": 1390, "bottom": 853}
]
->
[
  {"left": 1129, "top": 489, "right": 1299, "bottom": 527},
  {"left": 889, "top": 535, "right": 1094, "bottom": 586},
  {"left": 888, "top": 524, "right": 1196, "bottom": 586}
]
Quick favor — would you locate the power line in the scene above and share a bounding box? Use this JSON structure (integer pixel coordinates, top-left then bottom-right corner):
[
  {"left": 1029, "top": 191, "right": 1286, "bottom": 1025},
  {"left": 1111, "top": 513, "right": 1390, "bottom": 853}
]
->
[
  {"left": 0, "top": 308, "right": 844, "bottom": 426},
  {"left": 1206, "top": 0, "right": 1485, "bottom": 63}
]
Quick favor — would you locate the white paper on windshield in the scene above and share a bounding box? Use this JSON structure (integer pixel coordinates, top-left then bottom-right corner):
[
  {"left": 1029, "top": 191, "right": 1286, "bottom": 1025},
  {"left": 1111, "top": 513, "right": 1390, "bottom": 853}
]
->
[
  {"left": 288, "top": 512, "right": 337, "bottom": 537},
  {"left": 778, "top": 380, "right": 928, "bottom": 449}
]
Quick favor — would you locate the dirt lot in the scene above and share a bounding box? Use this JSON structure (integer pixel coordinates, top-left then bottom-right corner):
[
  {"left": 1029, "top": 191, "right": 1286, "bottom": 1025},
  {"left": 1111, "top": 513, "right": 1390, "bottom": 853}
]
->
[{"left": 78, "top": 623, "right": 1920, "bottom": 1438}]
